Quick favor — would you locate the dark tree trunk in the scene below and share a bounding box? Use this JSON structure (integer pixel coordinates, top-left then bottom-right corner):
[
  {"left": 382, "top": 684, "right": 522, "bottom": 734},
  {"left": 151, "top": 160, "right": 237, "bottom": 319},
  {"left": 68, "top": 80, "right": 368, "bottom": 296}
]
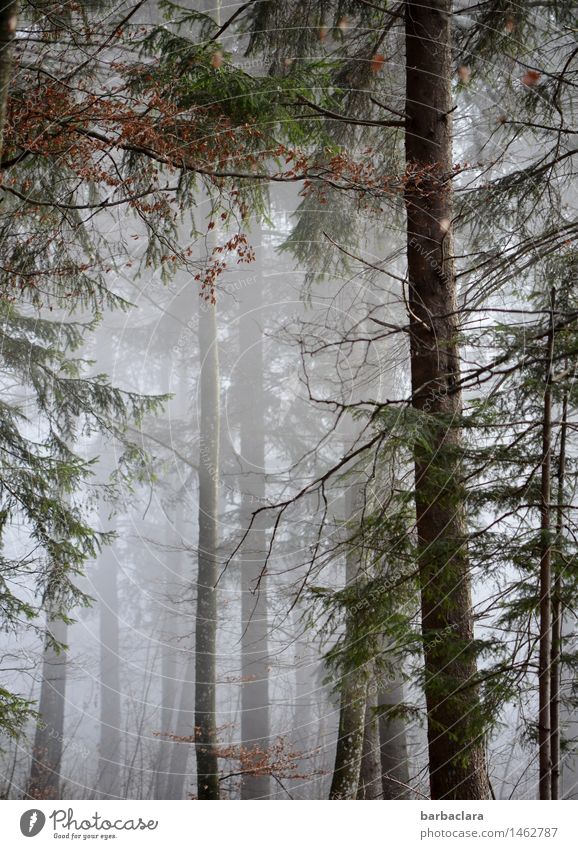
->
[
  {"left": 404, "top": 0, "right": 490, "bottom": 799},
  {"left": 329, "top": 484, "right": 368, "bottom": 800},
  {"left": 195, "top": 293, "right": 221, "bottom": 799},
  {"left": 238, "top": 243, "right": 270, "bottom": 799},
  {"left": 538, "top": 289, "right": 556, "bottom": 799},
  {"left": 0, "top": 0, "right": 17, "bottom": 160},
  {"left": 550, "top": 389, "right": 568, "bottom": 800},
  {"left": 27, "top": 611, "right": 67, "bottom": 799}
]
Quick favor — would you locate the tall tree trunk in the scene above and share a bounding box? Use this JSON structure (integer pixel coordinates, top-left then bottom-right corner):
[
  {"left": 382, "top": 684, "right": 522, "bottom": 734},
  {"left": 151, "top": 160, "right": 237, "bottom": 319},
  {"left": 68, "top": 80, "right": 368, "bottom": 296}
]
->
[
  {"left": 158, "top": 286, "right": 196, "bottom": 800},
  {"left": 329, "top": 669, "right": 367, "bottom": 799},
  {"left": 378, "top": 671, "right": 411, "bottom": 799},
  {"left": 357, "top": 683, "right": 383, "bottom": 800},
  {"left": 329, "top": 669, "right": 367, "bottom": 800},
  {"left": 96, "top": 524, "right": 122, "bottom": 799},
  {"left": 154, "top": 510, "right": 184, "bottom": 799},
  {"left": 550, "top": 388, "right": 567, "bottom": 800},
  {"left": 538, "top": 288, "right": 556, "bottom": 799},
  {"left": 26, "top": 610, "right": 67, "bottom": 799},
  {"left": 0, "top": 0, "right": 17, "bottom": 161},
  {"left": 165, "top": 650, "right": 195, "bottom": 799},
  {"left": 404, "top": 0, "right": 490, "bottom": 799},
  {"left": 329, "top": 483, "right": 368, "bottom": 800},
  {"left": 290, "top": 631, "right": 318, "bottom": 799},
  {"left": 195, "top": 290, "right": 221, "bottom": 799},
  {"left": 238, "top": 242, "right": 270, "bottom": 799}
]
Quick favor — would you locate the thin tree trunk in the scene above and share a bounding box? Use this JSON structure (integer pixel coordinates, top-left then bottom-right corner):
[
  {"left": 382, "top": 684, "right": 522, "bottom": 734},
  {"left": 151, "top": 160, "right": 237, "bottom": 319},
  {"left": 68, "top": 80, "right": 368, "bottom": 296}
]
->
[
  {"left": 154, "top": 511, "right": 184, "bottom": 799},
  {"left": 155, "top": 603, "right": 180, "bottom": 798},
  {"left": 238, "top": 242, "right": 270, "bottom": 799},
  {"left": 26, "top": 611, "right": 67, "bottom": 799},
  {"left": 166, "top": 650, "right": 195, "bottom": 799},
  {"left": 329, "top": 484, "right": 368, "bottom": 800},
  {"left": 378, "top": 671, "right": 410, "bottom": 799},
  {"left": 538, "top": 288, "right": 556, "bottom": 799},
  {"left": 160, "top": 285, "right": 198, "bottom": 800},
  {"left": 404, "top": 0, "right": 490, "bottom": 799},
  {"left": 290, "top": 631, "right": 318, "bottom": 799},
  {"left": 195, "top": 290, "right": 221, "bottom": 799},
  {"left": 0, "top": 0, "right": 17, "bottom": 161},
  {"left": 96, "top": 527, "right": 122, "bottom": 799},
  {"left": 357, "top": 683, "right": 382, "bottom": 800},
  {"left": 550, "top": 388, "right": 567, "bottom": 800}
]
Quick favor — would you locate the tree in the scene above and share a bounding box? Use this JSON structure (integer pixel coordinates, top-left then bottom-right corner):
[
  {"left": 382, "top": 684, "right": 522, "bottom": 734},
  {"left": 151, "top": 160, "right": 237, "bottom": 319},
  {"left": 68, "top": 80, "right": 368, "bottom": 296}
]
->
[
  {"left": 237, "top": 232, "right": 270, "bottom": 800},
  {"left": 538, "top": 288, "right": 556, "bottom": 799},
  {"left": 329, "top": 481, "right": 370, "bottom": 800},
  {"left": 3, "top": 0, "right": 578, "bottom": 801},
  {"left": 194, "top": 261, "right": 221, "bottom": 800},
  {"left": 96, "top": 504, "right": 122, "bottom": 799},
  {"left": 26, "top": 600, "right": 67, "bottom": 800},
  {"left": 357, "top": 683, "right": 382, "bottom": 800},
  {"left": 0, "top": 0, "right": 17, "bottom": 157},
  {"left": 404, "top": 0, "right": 490, "bottom": 800},
  {"left": 377, "top": 669, "right": 411, "bottom": 800}
]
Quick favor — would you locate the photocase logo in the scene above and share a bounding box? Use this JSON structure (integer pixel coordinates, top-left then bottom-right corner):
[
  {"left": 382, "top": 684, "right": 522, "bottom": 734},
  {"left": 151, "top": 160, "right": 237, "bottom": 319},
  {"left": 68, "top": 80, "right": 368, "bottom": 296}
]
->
[{"left": 20, "top": 810, "right": 46, "bottom": 837}]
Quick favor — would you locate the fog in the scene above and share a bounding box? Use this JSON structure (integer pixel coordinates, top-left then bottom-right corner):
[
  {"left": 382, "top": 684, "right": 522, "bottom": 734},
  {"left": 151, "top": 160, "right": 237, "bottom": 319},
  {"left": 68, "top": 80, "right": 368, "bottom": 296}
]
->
[{"left": 1, "top": 0, "right": 577, "bottom": 803}]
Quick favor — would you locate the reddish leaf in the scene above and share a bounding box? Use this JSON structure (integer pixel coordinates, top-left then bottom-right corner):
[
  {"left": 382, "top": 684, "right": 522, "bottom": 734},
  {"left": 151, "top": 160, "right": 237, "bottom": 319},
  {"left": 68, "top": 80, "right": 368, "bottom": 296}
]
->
[
  {"left": 521, "top": 69, "right": 541, "bottom": 87},
  {"left": 370, "top": 54, "right": 386, "bottom": 74}
]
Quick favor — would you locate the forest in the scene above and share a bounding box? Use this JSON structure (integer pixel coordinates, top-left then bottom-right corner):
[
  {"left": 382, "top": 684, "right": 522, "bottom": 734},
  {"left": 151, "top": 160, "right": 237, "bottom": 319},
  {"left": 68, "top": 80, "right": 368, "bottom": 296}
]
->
[{"left": 0, "top": 0, "right": 577, "bottom": 804}]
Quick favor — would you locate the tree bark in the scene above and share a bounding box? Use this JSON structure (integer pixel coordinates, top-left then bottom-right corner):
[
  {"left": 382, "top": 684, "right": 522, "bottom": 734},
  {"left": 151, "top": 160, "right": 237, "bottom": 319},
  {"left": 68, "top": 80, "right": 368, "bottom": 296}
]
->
[
  {"left": 195, "top": 292, "right": 221, "bottom": 799},
  {"left": 0, "top": 0, "right": 17, "bottom": 161},
  {"left": 550, "top": 388, "right": 567, "bottom": 800},
  {"left": 238, "top": 241, "right": 270, "bottom": 799},
  {"left": 329, "top": 671, "right": 367, "bottom": 799},
  {"left": 329, "top": 483, "right": 368, "bottom": 800},
  {"left": 538, "top": 288, "right": 556, "bottom": 799},
  {"left": 404, "top": 0, "right": 490, "bottom": 799},
  {"left": 26, "top": 611, "right": 67, "bottom": 800},
  {"left": 357, "top": 684, "right": 383, "bottom": 800}
]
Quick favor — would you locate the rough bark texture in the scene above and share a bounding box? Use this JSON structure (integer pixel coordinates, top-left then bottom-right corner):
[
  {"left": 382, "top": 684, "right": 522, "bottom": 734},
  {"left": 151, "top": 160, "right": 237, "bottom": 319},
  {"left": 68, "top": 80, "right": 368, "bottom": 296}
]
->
[
  {"left": 329, "top": 484, "right": 368, "bottom": 800},
  {"left": 27, "top": 612, "right": 67, "bottom": 799},
  {"left": 405, "top": 0, "right": 490, "bottom": 800},
  {"left": 238, "top": 248, "right": 270, "bottom": 799},
  {"left": 357, "top": 686, "right": 383, "bottom": 800},
  {"left": 195, "top": 294, "right": 221, "bottom": 799},
  {"left": 329, "top": 672, "right": 367, "bottom": 800},
  {"left": 0, "top": 0, "right": 17, "bottom": 160}
]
